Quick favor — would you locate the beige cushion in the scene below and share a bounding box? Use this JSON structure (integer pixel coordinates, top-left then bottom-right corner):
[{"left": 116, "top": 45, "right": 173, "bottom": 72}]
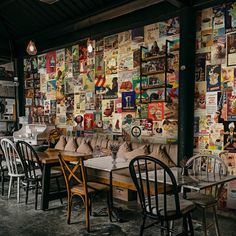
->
[
  {"left": 117, "top": 142, "right": 132, "bottom": 159},
  {"left": 76, "top": 141, "right": 93, "bottom": 155},
  {"left": 64, "top": 137, "right": 77, "bottom": 152},
  {"left": 76, "top": 137, "right": 85, "bottom": 146},
  {"left": 124, "top": 145, "right": 149, "bottom": 160},
  {"left": 149, "top": 148, "right": 176, "bottom": 167},
  {"left": 54, "top": 136, "right": 66, "bottom": 150}
]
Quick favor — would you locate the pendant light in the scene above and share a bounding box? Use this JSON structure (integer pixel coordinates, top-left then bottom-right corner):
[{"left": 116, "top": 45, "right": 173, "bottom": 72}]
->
[
  {"left": 87, "top": 38, "right": 93, "bottom": 53},
  {"left": 26, "top": 40, "right": 37, "bottom": 55}
]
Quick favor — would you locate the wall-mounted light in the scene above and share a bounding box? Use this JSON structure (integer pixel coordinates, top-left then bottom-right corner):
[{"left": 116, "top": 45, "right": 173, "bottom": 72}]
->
[
  {"left": 26, "top": 40, "right": 37, "bottom": 55},
  {"left": 87, "top": 38, "right": 93, "bottom": 53}
]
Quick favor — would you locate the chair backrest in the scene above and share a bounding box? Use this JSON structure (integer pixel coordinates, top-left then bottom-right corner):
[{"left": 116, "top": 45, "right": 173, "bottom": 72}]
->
[
  {"left": 58, "top": 153, "right": 88, "bottom": 196},
  {"left": 186, "top": 154, "right": 228, "bottom": 198},
  {"left": 129, "top": 155, "right": 181, "bottom": 220},
  {"left": 16, "top": 141, "right": 42, "bottom": 180},
  {"left": 0, "top": 138, "right": 23, "bottom": 175}
]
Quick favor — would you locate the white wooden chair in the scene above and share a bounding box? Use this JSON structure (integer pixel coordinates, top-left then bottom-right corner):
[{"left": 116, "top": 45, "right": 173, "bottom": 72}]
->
[{"left": 0, "top": 138, "right": 25, "bottom": 203}]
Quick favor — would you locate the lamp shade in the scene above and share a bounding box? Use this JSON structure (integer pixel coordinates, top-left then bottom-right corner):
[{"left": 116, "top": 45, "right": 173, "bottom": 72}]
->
[{"left": 26, "top": 40, "right": 37, "bottom": 55}]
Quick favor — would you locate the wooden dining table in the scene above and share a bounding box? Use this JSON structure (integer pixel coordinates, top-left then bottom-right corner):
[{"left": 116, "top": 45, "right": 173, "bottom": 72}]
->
[{"left": 37, "top": 149, "right": 92, "bottom": 210}]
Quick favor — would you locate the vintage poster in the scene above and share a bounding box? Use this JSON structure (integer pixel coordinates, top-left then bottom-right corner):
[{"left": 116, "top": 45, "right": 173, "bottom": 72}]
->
[
  {"left": 223, "top": 121, "right": 236, "bottom": 150},
  {"left": 56, "top": 70, "right": 65, "bottom": 103},
  {"left": 95, "top": 53, "right": 104, "bottom": 76},
  {"left": 56, "top": 49, "right": 65, "bottom": 72},
  {"left": 198, "top": 135, "right": 209, "bottom": 150},
  {"left": 112, "top": 113, "right": 122, "bottom": 133},
  {"left": 40, "top": 73, "right": 48, "bottom": 93},
  {"left": 73, "top": 75, "right": 83, "bottom": 93},
  {"left": 221, "top": 152, "right": 236, "bottom": 175},
  {"left": 85, "top": 92, "right": 95, "bottom": 110},
  {"left": 212, "top": 5, "right": 225, "bottom": 29},
  {"left": 118, "top": 31, "right": 132, "bottom": 47},
  {"left": 208, "top": 123, "right": 224, "bottom": 150},
  {"left": 44, "top": 100, "right": 50, "bottom": 115},
  {"left": 225, "top": 2, "right": 236, "bottom": 33},
  {"left": 37, "top": 54, "right": 46, "bottom": 74},
  {"left": 103, "top": 74, "right": 118, "bottom": 99},
  {"left": 159, "top": 17, "right": 180, "bottom": 38},
  {"left": 147, "top": 102, "right": 164, "bottom": 121},
  {"left": 201, "top": 29, "right": 213, "bottom": 49},
  {"left": 227, "top": 32, "right": 236, "bottom": 66},
  {"left": 65, "top": 95, "right": 74, "bottom": 113},
  {"left": 104, "top": 50, "right": 118, "bottom": 75},
  {"left": 122, "top": 91, "right": 136, "bottom": 111},
  {"left": 136, "top": 104, "right": 148, "bottom": 119},
  {"left": 65, "top": 46, "right": 73, "bottom": 77},
  {"left": 131, "top": 27, "right": 144, "bottom": 49},
  {"left": 83, "top": 70, "right": 94, "bottom": 91},
  {"left": 95, "top": 74, "right": 106, "bottom": 95},
  {"left": 46, "top": 79, "right": 56, "bottom": 100},
  {"left": 206, "top": 65, "right": 221, "bottom": 92},
  {"left": 93, "top": 111, "right": 103, "bottom": 130},
  {"left": 133, "top": 49, "right": 140, "bottom": 68},
  {"left": 46, "top": 51, "right": 56, "bottom": 74},
  {"left": 199, "top": 115, "right": 211, "bottom": 135},
  {"left": 206, "top": 92, "right": 218, "bottom": 115},
  {"left": 162, "top": 119, "right": 178, "bottom": 140},
  {"left": 74, "top": 93, "right": 85, "bottom": 115},
  {"left": 211, "top": 36, "right": 226, "bottom": 65},
  {"left": 64, "top": 77, "right": 74, "bottom": 95},
  {"left": 118, "top": 49, "right": 133, "bottom": 72},
  {"left": 104, "top": 34, "right": 118, "bottom": 52},
  {"left": 201, "top": 8, "right": 213, "bottom": 30},
  {"left": 221, "top": 66, "right": 234, "bottom": 91},
  {"left": 84, "top": 113, "right": 94, "bottom": 131},
  {"left": 118, "top": 70, "right": 133, "bottom": 92},
  {"left": 144, "top": 23, "right": 159, "bottom": 44},
  {"left": 227, "top": 93, "right": 236, "bottom": 120},
  {"left": 114, "top": 97, "right": 122, "bottom": 113},
  {"left": 72, "top": 44, "right": 80, "bottom": 75},
  {"left": 50, "top": 100, "right": 56, "bottom": 114},
  {"left": 102, "top": 99, "right": 115, "bottom": 120}
]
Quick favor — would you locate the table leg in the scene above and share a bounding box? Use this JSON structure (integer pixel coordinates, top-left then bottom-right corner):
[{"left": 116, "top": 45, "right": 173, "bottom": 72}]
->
[{"left": 41, "top": 163, "right": 51, "bottom": 210}]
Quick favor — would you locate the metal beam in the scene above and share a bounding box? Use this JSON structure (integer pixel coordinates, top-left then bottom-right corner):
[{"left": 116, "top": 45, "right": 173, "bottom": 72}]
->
[
  {"left": 19, "top": 0, "right": 165, "bottom": 42},
  {"left": 165, "top": 0, "right": 183, "bottom": 8}
]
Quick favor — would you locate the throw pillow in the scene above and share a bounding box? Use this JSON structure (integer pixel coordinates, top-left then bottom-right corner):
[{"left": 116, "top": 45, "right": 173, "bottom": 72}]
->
[
  {"left": 124, "top": 145, "right": 149, "bottom": 160},
  {"left": 54, "top": 136, "right": 66, "bottom": 150},
  {"left": 117, "top": 142, "right": 132, "bottom": 159},
  {"left": 64, "top": 137, "right": 77, "bottom": 152},
  {"left": 76, "top": 141, "right": 93, "bottom": 155}
]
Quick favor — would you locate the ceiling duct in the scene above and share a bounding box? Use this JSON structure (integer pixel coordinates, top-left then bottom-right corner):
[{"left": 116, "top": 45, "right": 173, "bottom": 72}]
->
[{"left": 39, "top": 0, "right": 59, "bottom": 5}]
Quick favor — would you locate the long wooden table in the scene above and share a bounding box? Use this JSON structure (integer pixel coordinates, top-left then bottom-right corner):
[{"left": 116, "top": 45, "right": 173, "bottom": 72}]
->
[{"left": 37, "top": 149, "right": 91, "bottom": 210}]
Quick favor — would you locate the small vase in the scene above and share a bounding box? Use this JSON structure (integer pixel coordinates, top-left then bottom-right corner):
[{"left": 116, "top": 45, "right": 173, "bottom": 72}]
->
[{"left": 112, "top": 151, "right": 118, "bottom": 164}]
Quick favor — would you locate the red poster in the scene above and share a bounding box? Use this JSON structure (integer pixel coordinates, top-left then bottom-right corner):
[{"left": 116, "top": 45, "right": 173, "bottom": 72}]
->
[
  {"left": 46, "top": 51, "right": 56, "bottom": 74},
  {"left": 84, "top": 113, "right": 94, "bottom": 131},
  {"left": 148, "top": 102, "right": 164, "bottom": 121}
]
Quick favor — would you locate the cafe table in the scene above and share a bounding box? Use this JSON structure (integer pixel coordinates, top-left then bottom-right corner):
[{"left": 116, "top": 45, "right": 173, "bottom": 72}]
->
[
  {"left": 146, "top": 167, "right": 236, "bottom": 197},
  {"left": 84, "top": 156, "right": 130, "bottom": 222},
  {"left": 37, "top": 149, "right": 92, "bottom": 210}
]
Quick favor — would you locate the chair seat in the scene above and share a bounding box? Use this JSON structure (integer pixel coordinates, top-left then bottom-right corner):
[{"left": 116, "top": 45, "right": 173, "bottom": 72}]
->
[
  {"left": 71, "top": 181, "right": 109, "bottom": 195},
  {"left": 186, "top": 192, "right": 217, "bottom": 207},
  {"left": 146, "top": 194, "right": 195, "bottom": 217}
]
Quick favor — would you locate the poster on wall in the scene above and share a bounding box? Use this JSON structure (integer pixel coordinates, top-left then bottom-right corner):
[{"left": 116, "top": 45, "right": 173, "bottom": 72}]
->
[
  {"left": 206, "top": 92, "right": 218, "bottom": 115},
  {"left": 65, "top": 46, "right": 73, "bottom": 77},
  {"left": 56, "top": 49, "right": 65, "bottom": 72},
  {"left": 72, "top": 44, "right": 80, "bottom": 75},
  {"left": 212, "top": 5, "right": 225, "bottom": 30},
  {"left": 147, "top": 102, "right": 164, "bottom": 121},
  {"left": 221, "top": 66, "right": 234, "bottom": 90},
  {"left": 46, "top": 79, "right": 56, "bottom": 100},
  {"left": 159, "top": 17, "right": 180, "bottom": 38},
  {"left": 46, "top": 51, "right": 56, "bottom": 74},
  {"left": 103, "top": 75, "right": 118, "bottom": 99},
  {"left": 84, "top": 113, "right": 94, "bottom": 131},
  {"left": 104, "top": 34, "right": 118, "bottom": 52},
  {"left": 131, "top": 27, "right": 144, "bottom": 49},
  {"left": 227, "top": 32, "right": 236, "bottom": 66},
  {"left": 122, "top": 91, "right": 136, "bottom": 111},
  {"left": 225, "top": 2, "right": 236, "bottom": 33},
  {"left": 211, "top": 36, "right": 226, "bottom": 65},
  {"left": 38, "top": 54, "right": 46, "bottom": 74},
  {"left": 206, "top": 65, "right": 221, "bottom": 91},
  {"left": 227, "top": 93, "right": 236, "bottom": 120},
  {"left": 144, "top": 23, "right": 159, "bottom": 44},
  {"left": 223, "top": 121, "right": 236, "bottom": 150}
]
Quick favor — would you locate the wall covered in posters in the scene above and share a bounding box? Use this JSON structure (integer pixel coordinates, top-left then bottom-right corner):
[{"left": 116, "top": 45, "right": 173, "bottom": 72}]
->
[
  {"left": 23, "top": 17, "right": 180, "bottom": 144},
  {"left": 195, "top": 2, "right": 236, "bottom": 210}
]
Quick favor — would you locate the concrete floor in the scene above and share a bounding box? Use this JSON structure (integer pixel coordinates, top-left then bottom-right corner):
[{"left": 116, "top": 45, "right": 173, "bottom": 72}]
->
[{"left": 0, "top": 183, "right": 236, "bottom": 236}]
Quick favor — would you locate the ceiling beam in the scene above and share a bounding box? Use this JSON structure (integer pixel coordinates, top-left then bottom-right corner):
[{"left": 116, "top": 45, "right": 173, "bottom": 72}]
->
[
  {"left": 0, "top": 0, "right": 15, "bottom": 9},
  {"left": 165, "top": 0, "right": 183, "bottom": 8},
  {"left": 19, "top": 0, "right": 165, "bottom": 42}
]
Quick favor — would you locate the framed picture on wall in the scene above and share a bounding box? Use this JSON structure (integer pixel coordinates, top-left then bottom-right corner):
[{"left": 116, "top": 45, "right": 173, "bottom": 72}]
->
[{"left": 227, "top": 32, "right": 236, "bottom": 66}]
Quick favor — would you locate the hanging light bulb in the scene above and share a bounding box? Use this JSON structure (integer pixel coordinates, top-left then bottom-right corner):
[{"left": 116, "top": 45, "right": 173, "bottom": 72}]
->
[
  {"left": 87, "top": 39, "right": 93, "bottom": 53},
  {"left": 26, "top": 40, "right": 37, "bottom": 55}
]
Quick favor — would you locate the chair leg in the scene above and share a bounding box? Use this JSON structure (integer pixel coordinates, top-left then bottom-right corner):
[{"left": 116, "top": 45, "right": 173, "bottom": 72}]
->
[
  {"left": 166, "top": 220, "right": 170, "bottom": 236},
  {"left": 67, "top": 196, "right": 72, "bottom": 224},
  {"left": 213, "top": 206, "right": 220, "bottom": 236},
  {"left": 202, "top": 208, "right": 208, "bottom": 236},
  {"left": 140, "top": 215, "right": 146, "bottom": 236},
  {"left": 1, "top": 171, "right": 4, "bottom": 196},
  {"left": 106, "top": 191, "right": 112, "bottom": 222},
  {"left": 182, "top": 216, "right": 188, "bottom": 235},
  {"left": 55, "top": 177, "right": 63, "bottom": 204},
  {"left": 17, "top": 177, "right": 20, "bottom": 203},
  {"left": 35, "top": 180, "right": 39, "bottom": 210},
  {"left": 8, "top": 176, "right": 13, "bottom": 199},
  {"left": 85, "top": 197, "right": 90, "bottom": 232},
  {"left": 161, "top": 221, "right": 165, "bottom": 236},
  {"left": 25, "top": 181, "right": 29, "bottom": 205},
  {"left": 187, "top": 213, "right": 194, "bottom": 236},
  {"left": 169, "top": 220, "right": 174, "bottom": 236}
]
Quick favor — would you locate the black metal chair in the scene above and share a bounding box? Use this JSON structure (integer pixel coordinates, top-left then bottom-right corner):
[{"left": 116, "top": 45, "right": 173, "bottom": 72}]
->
[
  {"left": 129, "top": 155, "right": 195, "bottom": 236},
  {"left": 16, "top": 140, "right": 63, "bottom": 209}
]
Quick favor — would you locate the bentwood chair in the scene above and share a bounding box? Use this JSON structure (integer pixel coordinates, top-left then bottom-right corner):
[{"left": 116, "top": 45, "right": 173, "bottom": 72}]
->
[
  {"left": 16, "top": 140, "right": 63, "bottom": 210},
  {"left": 0, "top": 144, "right": 8, "bottom": 196},
  {"left": 0, "top": 138, "right": 25, "bottom": 203},
  {"left": 185, "top": 154, "right": 228, "bottom": 236},
  {"left": 129, "top": 155, "right": 195, "bottom": 236},
  {"left": 58, "top": 153, "right": 109, "bottom": 232}
]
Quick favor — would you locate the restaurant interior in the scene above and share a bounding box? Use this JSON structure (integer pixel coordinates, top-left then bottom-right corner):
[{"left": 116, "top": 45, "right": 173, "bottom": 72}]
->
[{"left": 1, "top": 0, "right": 236, "bottom": 235}]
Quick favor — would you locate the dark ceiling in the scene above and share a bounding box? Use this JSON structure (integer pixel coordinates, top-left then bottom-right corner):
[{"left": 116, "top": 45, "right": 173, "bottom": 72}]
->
[{"left": 0, "top": 0, "right": 229, "bottom": 63}]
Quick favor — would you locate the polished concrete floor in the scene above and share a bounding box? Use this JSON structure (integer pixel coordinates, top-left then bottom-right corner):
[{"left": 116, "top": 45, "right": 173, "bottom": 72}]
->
[{"left": 0, "top": 182, "right": 236, "bottom": 236}]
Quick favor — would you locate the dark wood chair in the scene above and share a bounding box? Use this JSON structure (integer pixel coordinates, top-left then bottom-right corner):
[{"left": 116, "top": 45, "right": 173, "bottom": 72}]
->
[
  {"left": 185, "top": 154, "right": 228, "bottom": 236},
  {"left": 16, "top": 140, "right": 63, "bottom": 209},
  {"left": 58, "top": 153, "right": 110, "bottom": 232},
  {"left": 129, "top": 155, "right": 195, "bottom": 236}
]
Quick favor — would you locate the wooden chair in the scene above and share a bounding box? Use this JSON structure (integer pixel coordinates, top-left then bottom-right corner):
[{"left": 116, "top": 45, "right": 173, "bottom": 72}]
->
[
  {"left": 16, "top": 140, "right": 63, "bottom": 210},
  {"left": 0, "top": 145, "right": 8, "bottom": 196},
  {"left": 185, "top": 154, "right": 228, "bottom": 236},
  {"left": 58, "top": 153, "right": 109, "bottom": 232},
  {"left": 129, "top": 155, "right": 195, "bottom": 236},
  {"left": 0, "top": 138, "right": 25, "bottom": 203}
]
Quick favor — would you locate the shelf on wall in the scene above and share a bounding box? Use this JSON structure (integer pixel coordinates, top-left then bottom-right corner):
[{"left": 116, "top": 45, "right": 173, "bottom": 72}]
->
[
  {"left": 141, "top": 53, "right": 174, "bottom": 62},
  {"left": 141, "top": 84, "right": 165, "bottom": 90}
]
